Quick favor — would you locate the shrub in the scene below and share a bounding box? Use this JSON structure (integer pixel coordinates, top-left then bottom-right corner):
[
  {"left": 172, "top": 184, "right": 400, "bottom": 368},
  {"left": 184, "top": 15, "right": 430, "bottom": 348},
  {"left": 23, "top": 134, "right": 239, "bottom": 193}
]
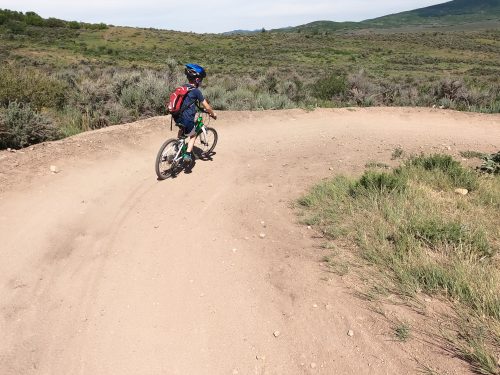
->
[
  {"left": 45, "top": 17, "right": 66, "bottom": 28},
  {"left": 278, "top": 78, "right": 304, "bottom": 103},
  {"left": 68, "top": 21, "right": 81, "bottom": 30},
  {"left": 75, "top": 77, "right": 112, "bottom": 111},
  {"left": 0, "top": 102, "right": 57, "bottom": 149},
  {"left": 313, "top": 73, "right": 347, "bottom": 100},
  {"left": 435, "top": 78, "right": 470, "bottom": 103},
  {"left": 105, "top": 102, "right": 131, "bottom": 124},
  {"left": 111, "top": 71, "right": 141, "bottom": 98},
  {"left": 5, "top": 19, "right": 26, "bottom": 34},
  {"left": 258, "top": 69, "right": 279, "bottom": 94},
  {"left": 255, "top": 92, "right": 275, "bottom": 109},
  {"left": 119, "top": 71, "right": 168, "bottom": 116},
  {"left": 204, "top": 85, "right": 229, "bottom": 110},
  {"left": 0, "top": 66, "right": 67, "bottom": 110},
  {"left": 478, "top": 152, "right": 500, "bottom": 175},
  {"left": 347, "top": 70, "right": 381, "bottom": 106},
  {"left": 226, "top": 87, "right": 255, "bottom": 110},
  {"left": 25, "top": 12, "right": 44, "bottom": 26}
]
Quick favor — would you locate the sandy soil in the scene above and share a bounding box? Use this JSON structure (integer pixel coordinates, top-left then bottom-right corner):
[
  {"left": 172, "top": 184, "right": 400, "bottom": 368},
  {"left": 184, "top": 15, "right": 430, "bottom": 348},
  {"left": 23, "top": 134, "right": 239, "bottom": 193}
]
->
[{"left": 0, "top": 108, "right": 499, "bottom": 375}]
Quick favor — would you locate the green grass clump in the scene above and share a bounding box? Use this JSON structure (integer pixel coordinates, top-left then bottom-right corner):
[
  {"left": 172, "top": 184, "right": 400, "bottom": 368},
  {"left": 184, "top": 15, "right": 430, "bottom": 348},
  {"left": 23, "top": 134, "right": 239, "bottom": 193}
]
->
[
  {"left": 299, "top": 154, "right": 500, "bottom": 374},
  {"left": 391, "top": 147, "right": 404, "bottom": 160},
  {"left": 394, "top": 322, "right": 411, "bottom": 342},
  {"left": 350, "top": 170, "right": 407, "bottom": 196},
  {"left": 404, "top": 154, "right": 479, "bottom": 191},
  {"left": 409, "top": 217, "right": 491, "bottom": 258}
]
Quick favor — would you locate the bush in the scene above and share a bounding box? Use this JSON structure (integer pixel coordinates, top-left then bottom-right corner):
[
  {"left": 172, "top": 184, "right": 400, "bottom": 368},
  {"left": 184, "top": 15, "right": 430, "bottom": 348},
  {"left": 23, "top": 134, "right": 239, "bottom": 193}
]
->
[
  {"left": 435, "top": 78, "right": 470, "bottom": 103},
  {"left": 105, "top": 102, "right": 131, "bottom": 124},
  {"left": 313, "top": 73, "right": 347, "bottom": 100},
  {"left": 479, "top": 152, "right": 500, "bottom": 175},
  {"left": 0, "top": 66, "right": 67, "bottom": 110},
  {"left": 74, "top": 77, "right": 112, "bottom": 110},
  {"left": 45, "top": 17, "right": 66, "bottom": 28},
  {"left": 5, "top": 19, "right": 26, "bottom": 34},
  {"left": 68, "top": 21, "right": 81, "bottom": 30},
  {"left": 111, "top": 71, "right": 141, "bottom": 98},
  {"left": 278, "top": 78, "right": 304, "bottom": 103},
  {"left": 347, "top": 70, "right": 381, "bottom": 106},
  {"left": 0, "top": 102, "right": 57, "bottom": 149},
  {"left": 226, "top": 87, "right": 255, "bottom": 110},
  {"left": 119, "top": 71, "right": 168, "bottom": 116}
]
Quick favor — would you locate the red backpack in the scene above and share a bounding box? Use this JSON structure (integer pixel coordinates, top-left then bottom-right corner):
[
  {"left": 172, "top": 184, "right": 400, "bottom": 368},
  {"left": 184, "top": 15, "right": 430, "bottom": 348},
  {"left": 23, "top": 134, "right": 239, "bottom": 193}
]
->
[{"left": 166, "top": 85, "right": 194, "bottom": 116}]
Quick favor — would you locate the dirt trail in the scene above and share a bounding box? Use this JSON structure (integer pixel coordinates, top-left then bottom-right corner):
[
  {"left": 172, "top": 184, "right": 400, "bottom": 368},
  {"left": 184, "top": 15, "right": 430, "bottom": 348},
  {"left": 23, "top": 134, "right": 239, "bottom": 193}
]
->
[{"left": 0, "top": 108, "right": 499, "bottom": 375}]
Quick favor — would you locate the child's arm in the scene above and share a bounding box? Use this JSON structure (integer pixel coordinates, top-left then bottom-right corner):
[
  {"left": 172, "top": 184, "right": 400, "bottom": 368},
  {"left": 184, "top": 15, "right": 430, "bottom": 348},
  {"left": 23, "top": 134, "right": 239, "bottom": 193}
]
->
[{"left": 201, "top": 99, "right": 217, "bottom": 119}]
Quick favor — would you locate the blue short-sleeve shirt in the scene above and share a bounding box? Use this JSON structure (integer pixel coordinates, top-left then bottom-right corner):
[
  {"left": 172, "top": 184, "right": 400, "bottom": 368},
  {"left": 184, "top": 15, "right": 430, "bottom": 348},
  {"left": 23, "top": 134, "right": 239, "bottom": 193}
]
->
[{"left": 176, "top": 85, "right": 205, "bottom": 128}]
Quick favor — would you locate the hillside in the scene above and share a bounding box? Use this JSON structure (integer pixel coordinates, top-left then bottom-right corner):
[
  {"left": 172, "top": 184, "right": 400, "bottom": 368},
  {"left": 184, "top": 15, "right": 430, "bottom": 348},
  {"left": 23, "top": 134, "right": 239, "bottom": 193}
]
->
[
  {"left": 284, "top": 0, "right": 500, "bottom": 33},
  {"left": 366, "top": 0, "right": 500, "bottom": 27}
]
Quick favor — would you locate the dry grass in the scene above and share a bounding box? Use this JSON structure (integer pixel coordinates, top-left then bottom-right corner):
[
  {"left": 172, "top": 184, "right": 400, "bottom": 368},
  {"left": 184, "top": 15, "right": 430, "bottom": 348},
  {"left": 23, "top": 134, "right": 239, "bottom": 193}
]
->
[{"left": 299, "top": 154, "right": 500, "bottom": 374}]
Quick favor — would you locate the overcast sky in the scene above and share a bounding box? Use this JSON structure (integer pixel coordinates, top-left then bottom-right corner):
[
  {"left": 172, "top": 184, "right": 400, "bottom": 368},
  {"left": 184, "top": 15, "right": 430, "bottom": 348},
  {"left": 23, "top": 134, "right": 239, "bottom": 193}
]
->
[{"left": 0, "top": 0, "right": 448, "bottom": 33}]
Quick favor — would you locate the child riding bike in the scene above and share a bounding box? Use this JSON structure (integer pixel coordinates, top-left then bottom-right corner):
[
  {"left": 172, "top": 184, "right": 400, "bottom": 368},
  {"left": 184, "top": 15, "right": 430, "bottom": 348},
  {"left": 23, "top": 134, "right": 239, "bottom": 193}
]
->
[{"left": 173, "top": 63, "right": 217, "bottom": 163}]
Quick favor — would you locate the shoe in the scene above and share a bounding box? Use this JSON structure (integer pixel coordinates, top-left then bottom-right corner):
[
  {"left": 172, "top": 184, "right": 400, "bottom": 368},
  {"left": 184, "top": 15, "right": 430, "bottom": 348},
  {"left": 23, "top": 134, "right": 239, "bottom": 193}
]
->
[{"left": 183, "top": 152, "right": 192, "bottom": 163}]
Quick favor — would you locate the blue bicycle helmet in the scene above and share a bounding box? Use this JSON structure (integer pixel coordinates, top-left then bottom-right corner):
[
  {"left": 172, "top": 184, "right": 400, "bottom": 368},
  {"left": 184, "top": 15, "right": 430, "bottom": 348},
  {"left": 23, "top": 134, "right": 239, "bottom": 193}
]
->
[{"left": 185, "top": 63, "right": 206, "bottom": 80}]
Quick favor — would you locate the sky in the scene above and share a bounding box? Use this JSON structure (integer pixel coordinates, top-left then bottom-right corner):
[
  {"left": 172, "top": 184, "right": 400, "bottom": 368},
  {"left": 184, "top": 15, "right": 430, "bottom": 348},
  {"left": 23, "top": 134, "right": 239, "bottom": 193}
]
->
[{"left": 0, "top": 0, "right": 448, "bottom": 33}]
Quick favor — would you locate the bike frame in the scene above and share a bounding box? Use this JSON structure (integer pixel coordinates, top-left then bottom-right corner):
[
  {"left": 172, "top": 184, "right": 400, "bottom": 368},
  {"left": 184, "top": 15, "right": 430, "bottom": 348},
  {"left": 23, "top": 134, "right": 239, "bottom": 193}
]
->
[{"left": 170, "top": 112, "right": 210, "bottom": 165}]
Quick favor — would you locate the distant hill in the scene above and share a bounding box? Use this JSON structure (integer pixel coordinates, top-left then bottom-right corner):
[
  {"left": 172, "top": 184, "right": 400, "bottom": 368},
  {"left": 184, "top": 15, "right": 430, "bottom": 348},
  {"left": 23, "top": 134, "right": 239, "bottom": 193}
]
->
[
  {"left": 403, "top": 0, "right": 499, "bottom": 17},
  {"left": 365, "top": 0, "right": 500, "bottom": 27},
  {"left": 222, "top": 29, "right": 262, "bottom": 35},
  {"left": 277, "top": 0, "right": 500, "bottom": 33}
]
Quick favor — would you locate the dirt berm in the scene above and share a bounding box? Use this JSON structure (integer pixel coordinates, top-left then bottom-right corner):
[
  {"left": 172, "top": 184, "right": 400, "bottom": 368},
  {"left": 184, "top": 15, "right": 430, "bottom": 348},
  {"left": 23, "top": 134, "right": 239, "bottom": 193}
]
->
[{"left": 1, "top": 108, "right": 499, "bottom": 374}]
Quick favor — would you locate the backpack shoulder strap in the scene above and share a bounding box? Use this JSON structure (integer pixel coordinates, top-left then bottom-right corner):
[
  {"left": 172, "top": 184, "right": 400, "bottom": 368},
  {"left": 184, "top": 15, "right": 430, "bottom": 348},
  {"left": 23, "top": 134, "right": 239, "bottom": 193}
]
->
[{"left": 180, "top": 84, "right": 197, "bottom": 112}]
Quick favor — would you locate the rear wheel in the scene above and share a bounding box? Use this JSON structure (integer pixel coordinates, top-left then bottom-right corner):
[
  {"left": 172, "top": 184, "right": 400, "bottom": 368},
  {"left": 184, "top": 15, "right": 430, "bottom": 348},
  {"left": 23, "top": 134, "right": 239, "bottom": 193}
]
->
[
  {"left": 195, "top": 127, "right": 218, "bottom": 157},
  {"left": 155, "top": 139, "right": 181, "bottom": 180}
]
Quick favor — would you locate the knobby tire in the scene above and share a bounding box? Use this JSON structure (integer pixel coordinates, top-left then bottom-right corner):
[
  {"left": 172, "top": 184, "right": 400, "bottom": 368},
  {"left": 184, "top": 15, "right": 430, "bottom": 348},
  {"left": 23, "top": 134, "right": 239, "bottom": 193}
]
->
[{"left": 155, "top": 138, "right": 180, "bottom": 180}]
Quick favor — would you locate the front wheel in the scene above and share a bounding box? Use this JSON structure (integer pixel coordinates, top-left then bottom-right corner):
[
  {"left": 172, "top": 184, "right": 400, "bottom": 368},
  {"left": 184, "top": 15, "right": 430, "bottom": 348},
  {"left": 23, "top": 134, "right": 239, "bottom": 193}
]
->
[
  {"left": 155, "top": 139, "right": 180, "bottom": 180},
  {"left": 195, "top": 127, "right": 218, "bottom": 157}
]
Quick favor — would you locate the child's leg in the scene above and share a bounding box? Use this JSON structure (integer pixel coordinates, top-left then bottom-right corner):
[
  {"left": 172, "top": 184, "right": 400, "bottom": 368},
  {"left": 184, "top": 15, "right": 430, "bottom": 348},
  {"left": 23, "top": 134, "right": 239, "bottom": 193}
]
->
[{"left": 186, "top": 134, "right": 196, "bottom": 153}]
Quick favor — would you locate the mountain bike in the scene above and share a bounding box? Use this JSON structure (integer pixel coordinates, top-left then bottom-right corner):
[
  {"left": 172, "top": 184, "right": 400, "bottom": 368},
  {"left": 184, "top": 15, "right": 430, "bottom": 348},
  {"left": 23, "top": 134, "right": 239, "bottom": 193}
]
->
[{"left": 155, "top": 109, "right": 218, "bottom": 180}]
